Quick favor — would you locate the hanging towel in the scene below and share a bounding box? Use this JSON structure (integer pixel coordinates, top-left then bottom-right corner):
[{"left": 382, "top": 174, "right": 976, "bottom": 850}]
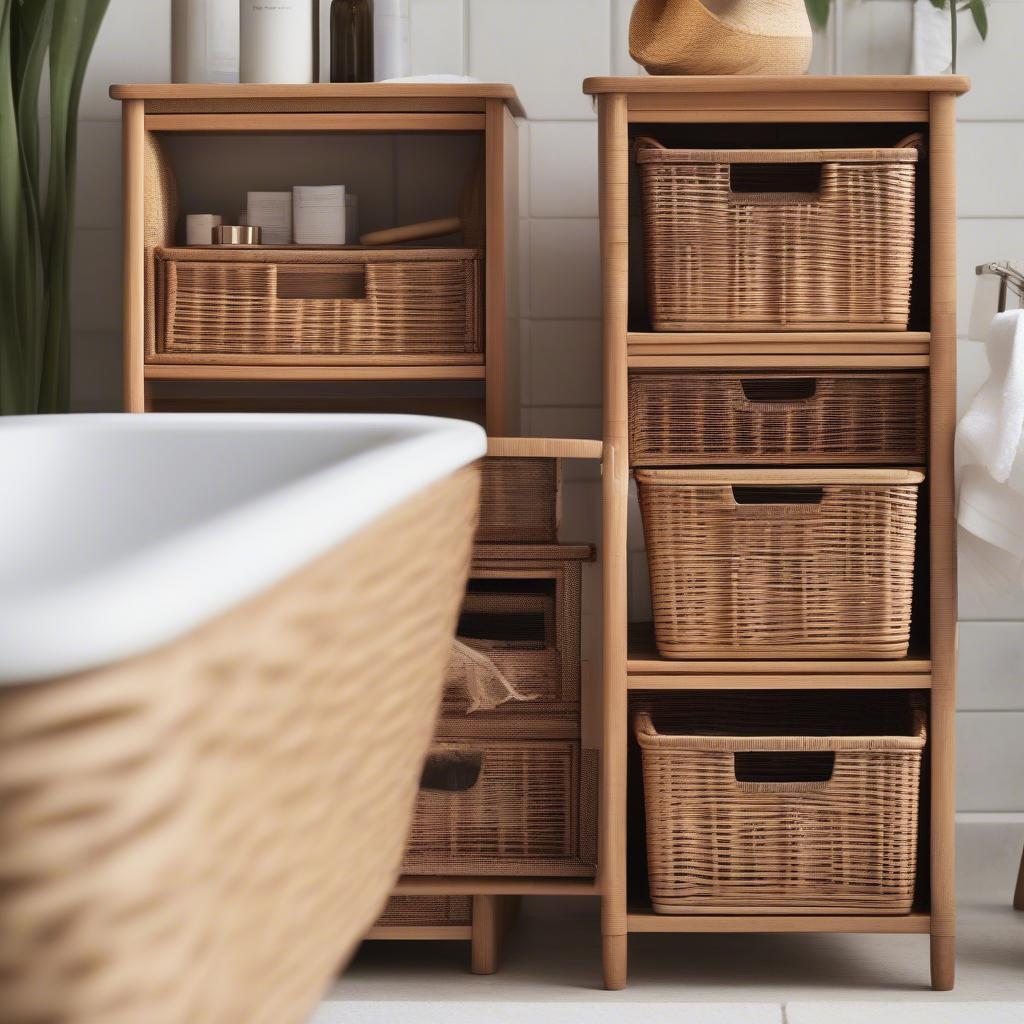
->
[
  {"left": 912, "top": 0, "right": 952, "bottom": 75},
  {"left": 957, "top": 309, "right": 1024, "bottom": 582}
]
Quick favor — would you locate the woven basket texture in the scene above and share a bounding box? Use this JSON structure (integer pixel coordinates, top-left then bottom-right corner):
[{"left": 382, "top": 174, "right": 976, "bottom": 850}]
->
[
  {"left": 376, "top": 895, "right": 473, "bottom": 928},
  {"left": 636, "top": 138, "right": 919, "bottom": 330},
  {"left": 403, "top": 740, "right": 597, "bottom": 877},
  {"left": 0, "top": 469, "right": 479, "bottom": 1024},
  {"left": 154, "top": 247, "right": 481, "bottom": 357},
  {"left": 635, "top": 693, "right": 927, "bottom": 914},
  {"left": 635, "top": 472, "right": 921, "bottom": 658},
  {"left": 477, "top": 457, "right": 559, "bottom": 542},
  {"left": 629, "top": 0, "right": 812, "bottom": 75},
  {"left": 629, "top": 372, "right": 928, "bottom": 465}
]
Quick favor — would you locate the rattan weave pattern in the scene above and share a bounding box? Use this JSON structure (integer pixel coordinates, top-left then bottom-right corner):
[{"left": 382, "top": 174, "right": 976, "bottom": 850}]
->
[
  {"left": 635, "top": 694, "right": 926, "bottom": 914},
  {"left": 477, "top": 457, "right": 559, "bottom": 542},
  {"left": 403, "top": 740, "right": 582, "bottom": 875},
  {"left": 629, "top": 372, "right": 928, "bottom": 465},
  {"left": 376, "top": 895, "right": 473, "bottom": 928},
  {"left": 0, "top": 469, "right": 480, "bottom": 1024},
  {"left": 636, "top": 138, "right": 919, "bottom": 331},
  {"left": 635, "top": 472, "right": 921, "bottom": 658},
  {"left": 155, "top": 247, "right": 481, "bottom": 357}
]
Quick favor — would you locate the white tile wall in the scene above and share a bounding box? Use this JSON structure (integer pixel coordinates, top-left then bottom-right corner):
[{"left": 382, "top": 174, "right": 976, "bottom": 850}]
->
[{"left": 69, "top": 0, "right": 1024, "bottom": 805}]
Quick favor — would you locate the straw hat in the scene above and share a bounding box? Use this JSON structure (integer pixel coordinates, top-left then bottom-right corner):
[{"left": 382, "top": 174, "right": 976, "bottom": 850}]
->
[{"left": 629, "top": 0, "right": 812, "bottom": 75}]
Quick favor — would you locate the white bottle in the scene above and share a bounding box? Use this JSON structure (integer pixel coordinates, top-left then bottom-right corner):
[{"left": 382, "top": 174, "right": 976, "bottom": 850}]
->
[
  {"left": 374, "top": 0, "right": 410, "bottom": 81},
  {"left": 240, "top": 0, "right": 315, "bottom": 84},
  {"left": 172, "top": 0, "right": 239, "bottom": 83}
]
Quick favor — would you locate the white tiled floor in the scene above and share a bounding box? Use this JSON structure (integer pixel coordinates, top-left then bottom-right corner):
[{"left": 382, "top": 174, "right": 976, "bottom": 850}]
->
[{"left": 315, "top": 818, "right": 1024, "bottom": 1021}]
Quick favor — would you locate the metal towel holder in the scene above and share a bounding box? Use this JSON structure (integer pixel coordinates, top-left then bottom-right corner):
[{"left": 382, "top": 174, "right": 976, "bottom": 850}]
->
[{"left": 976, "top": 262, "right": 1024, "bottom": 313}]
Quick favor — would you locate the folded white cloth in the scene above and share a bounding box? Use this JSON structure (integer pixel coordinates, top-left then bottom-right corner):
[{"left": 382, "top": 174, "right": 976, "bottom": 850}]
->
[
  {"left": 957, "top": 309, "right": 1024, "bottom": 582},
  {"left": 912, "top": 0, "right": 952, "bottom": 75}
]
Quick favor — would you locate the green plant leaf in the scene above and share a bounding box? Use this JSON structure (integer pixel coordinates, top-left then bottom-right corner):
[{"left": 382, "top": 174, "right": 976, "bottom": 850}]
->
[
  {"left": 804, "top": 0, "right": 830, "bottom": 30},
  {"left": 929, "top": 0, "right": 946, "bottom": 11},
  {"left": 969, "top": 0, "right": 988, "bottom": 38}
]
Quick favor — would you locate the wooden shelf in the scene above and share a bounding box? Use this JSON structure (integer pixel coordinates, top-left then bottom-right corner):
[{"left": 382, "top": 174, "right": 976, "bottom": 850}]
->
[
  {"left": 144, "top": 364, "right": 486, "bottom": 382},
  {"left": 626, "top": 623, "right": 931, "bottom": 679},
  {"left": 365, "top": 925, "right": 473, "bottom": 941},
  {"left": 628, "top": 350, "right": 929, "bottom": 371},
  {"left": 394, "top": 876, "right": 599, "bottom": 897},
  {"left": 626, "top": 910, "right": 932, "bottom": 934}
]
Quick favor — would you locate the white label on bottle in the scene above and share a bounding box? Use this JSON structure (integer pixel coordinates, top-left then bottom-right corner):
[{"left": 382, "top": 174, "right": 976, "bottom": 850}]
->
[
  {"left": 240, "top": 0, "right": 314, "bottom": 84},
  {"left": 374, "top": 0, "right": 410, "bottom": 81}
]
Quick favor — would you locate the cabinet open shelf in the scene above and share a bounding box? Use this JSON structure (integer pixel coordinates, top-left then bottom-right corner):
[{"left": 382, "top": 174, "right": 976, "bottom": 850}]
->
[{"left": 625, "top": 908, "right": 932, "bottom": 934}]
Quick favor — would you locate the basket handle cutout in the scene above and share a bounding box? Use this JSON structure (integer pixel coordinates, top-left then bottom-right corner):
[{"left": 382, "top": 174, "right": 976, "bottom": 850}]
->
[
  {"left": 731, "top": 485, "right": 824, "bottom": 506},
  {"left": 276, "top": 265, "right": 366, "bottom": 301},
  {"left": 734, "top": 750, "right": 836, "bottom": 786},
  {"left": 729, "top": 162, "right": 822, "bottom": 200},
  {"left": 740, "top": 378, "right": 818, "bottom": 404},
  {"left": 420, "top": 750, "right": 483, "bottom": 793}
]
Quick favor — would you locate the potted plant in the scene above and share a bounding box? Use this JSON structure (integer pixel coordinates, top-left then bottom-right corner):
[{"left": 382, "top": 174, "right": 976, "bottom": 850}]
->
[{"left": 0, "top": 0, "right": 111, "bottom": 416}]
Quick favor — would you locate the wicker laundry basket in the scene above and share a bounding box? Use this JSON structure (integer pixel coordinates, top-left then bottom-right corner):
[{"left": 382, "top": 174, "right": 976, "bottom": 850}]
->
[
  {"left": 477, "top": 456, "right": 559, "bottom": 542},
  {"left": 635, "top": 136, "right": 920, "bottom": 331},
  {"left": 0, "top": 469, "right": 480, "bottom": 1024},
  {"left": 629, "top": 371, "right": 928, "bottom": 465},
  {"left": 152, "top": 247, "right": 481, "bottom": 358},
  {"left": 635, "top": 468, "right": 923, "bottom": 658},
  {"left": 635, "top": 693, "right": 927, "bottom": 914}
]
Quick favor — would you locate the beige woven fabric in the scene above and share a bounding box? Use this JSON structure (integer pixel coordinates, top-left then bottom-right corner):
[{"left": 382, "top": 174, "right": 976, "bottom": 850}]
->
[
  {"left": 0, "top": 469, "right": 479, "bottom": 1024},
  {"left": 629, "top": 0, "right": 812, "bottom": 76}
]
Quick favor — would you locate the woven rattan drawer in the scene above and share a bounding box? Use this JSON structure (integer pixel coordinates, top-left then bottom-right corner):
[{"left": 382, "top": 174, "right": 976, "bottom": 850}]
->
[
  {"left": 629, "top": 371, "right": 927, "bottom": 466},
  {"left": 635, "top": 137, "right": 919, "bottom": 331},
  {"left": 374, "top": 895, "right": 473, "bottom": 929},
  {"left": 635, "top": 469, "right": 923, "bottom": 659},
  {"left": 635, "top": 693, "right": 926, "bottom": 915},
  {"left": 403, "top": 741, "right": 597, "bottom": 877},
  {"left": 439, "top": 560, "right": 584, "bottom": 739},
  {"left": 477, "top": 457, "right": 559, "bottom": 543},
  {"left": 152, "top": 247, "right": 481, "bottom": 358}
]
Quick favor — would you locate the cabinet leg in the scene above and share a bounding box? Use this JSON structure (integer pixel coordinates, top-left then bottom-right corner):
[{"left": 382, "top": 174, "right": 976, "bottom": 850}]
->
[
  {"left": 602, "top": 933, "right": 627, "bottom": 991},
  {"left": 1014, "top": 844, "right": 1024, "bottom": 910},
  {"left": 930, "top": 934, "right": 955, "bottom": 991},
  {"left": 470, "top": 895, "right": 501, "bottom": 975}
]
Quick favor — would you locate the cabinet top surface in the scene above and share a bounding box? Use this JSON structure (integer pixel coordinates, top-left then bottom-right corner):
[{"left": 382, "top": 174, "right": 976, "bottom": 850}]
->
[
  {"left": 109, "top": 82, "right": 525, "bottom": 117},
  {"left": 583, "top": 74, "right": 970, "bottom": 96}
]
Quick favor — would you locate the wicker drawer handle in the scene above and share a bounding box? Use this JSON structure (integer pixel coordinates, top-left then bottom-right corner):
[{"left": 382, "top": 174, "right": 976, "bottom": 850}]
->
[
  {"left": 731, "top": 485, "right": 824, "bottom": 507},
  {"left": 734, "top": 750, "right": 836, "bottom": 788},
  {"left": 419, "top": 751, "right": 483, "bottom": 793},
  {"left": 275, "top": 265, "right": 366, "bottom": 301},
  {"left": 738, "top": 378, "right": 818, "bottom": 406}
]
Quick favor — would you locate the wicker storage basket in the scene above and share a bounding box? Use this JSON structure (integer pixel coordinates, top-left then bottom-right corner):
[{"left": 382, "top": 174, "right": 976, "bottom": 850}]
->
[
  {"left": 635, "top": 136, "right": 919, "bottom": 331},
  {"left": 629, "top": 371, "right": 927, "bottom": 466},
  {"left": 152, "top": 247, "right": 481, "bottom": 358},
  {"left": 635, "top": 469, "right": 923, "bottom": 658},
  {"left": 375, "top": 895, "right": 473, "bottom": 929},
  {"left": 635, "top": 693, "right": 927, "bottom": 914},
  {"left": 477, "top": 456, "right": 559, "bottom": 542},
  {"left": 403, "top": 740, "right": 597, "bottom": 876}
]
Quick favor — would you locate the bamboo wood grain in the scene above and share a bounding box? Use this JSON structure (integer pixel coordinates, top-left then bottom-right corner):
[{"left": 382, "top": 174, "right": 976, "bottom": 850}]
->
[
  {"left": 484, "top": 100, "right": 510, "bottom": 435},
  {"left": 627, "top": 674, "right": 931, "bottom": 691},
  {"left": 122, "top": 101, "right": 146, "bottom": 412},
  {"left": 146, "top": 353, "right": 484, "bottom": 367},
  {"left": 486, "top": 438, "right": 603, "bottom": 460},
  {"left": 928, "top": 90, "right": 959, "bottom": 994},
  {"left": 632, "top": 468, "right": 925, "bottom": 485},
  {"left": 630, "top": 109, "right": 930, "bottom": 124},
  {"left": 627, "top": 912, "right": 932, "bottom": 933},
  {"left": 393, "top": 876, "right": 600, "bottom": 896},
  {"left": 582, "top": 75, "right": 970, "bottom": 95},
  {"left": 629, "top": 354, "right": 930, "bottom": 370},
  {"left": 599, "top": 92, "right": 631, "bottom": 992},
  {"left": 110, "top": 82, "right": 526, "bottom": 118},
  {"left": 143, "top": 364, "right": 486, "bottom": 381},
  {"left": 626, "top": 91, "right": 930, "bottom": 112},
  {"left": 144, "top": 113, "right": 484, "bottom": 133},
  {"left": 628, "top": 329, "right": 931, "bottom": 347},
  {"left": 470, "top": 895, "right": 501, "bottom": 975}
]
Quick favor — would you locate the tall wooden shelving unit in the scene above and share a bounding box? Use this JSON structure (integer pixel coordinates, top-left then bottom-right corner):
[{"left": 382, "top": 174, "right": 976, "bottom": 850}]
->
[
  {"left": 112, "top": 83, "right": 523, "bottom": 433},
  {"left": 584, "top": 75, "right": 969, "bottom": 992}
]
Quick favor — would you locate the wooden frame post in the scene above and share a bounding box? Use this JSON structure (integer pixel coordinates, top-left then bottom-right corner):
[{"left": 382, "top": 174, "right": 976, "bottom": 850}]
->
[{"left": 122, "top": 99, "right": 146, "bottom": 412}]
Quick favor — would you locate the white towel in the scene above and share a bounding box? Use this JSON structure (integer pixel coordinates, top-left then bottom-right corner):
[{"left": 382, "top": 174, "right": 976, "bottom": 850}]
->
[
  {"left": 912, "top": 0, "right": 952, "bottom": 75},
  {"left": 957, "top": 309, "right": 1024, "bottom": 582}
]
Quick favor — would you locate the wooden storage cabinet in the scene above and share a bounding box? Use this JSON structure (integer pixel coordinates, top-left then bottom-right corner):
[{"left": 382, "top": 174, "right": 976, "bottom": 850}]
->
[{"left": 587, "top": 74, "right": 967, "bottom": 992}]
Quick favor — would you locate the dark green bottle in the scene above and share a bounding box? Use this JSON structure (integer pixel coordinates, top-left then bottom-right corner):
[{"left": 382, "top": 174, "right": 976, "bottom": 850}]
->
[{"left": 331, "top": 0, "right": 373, "bottom": 83}]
